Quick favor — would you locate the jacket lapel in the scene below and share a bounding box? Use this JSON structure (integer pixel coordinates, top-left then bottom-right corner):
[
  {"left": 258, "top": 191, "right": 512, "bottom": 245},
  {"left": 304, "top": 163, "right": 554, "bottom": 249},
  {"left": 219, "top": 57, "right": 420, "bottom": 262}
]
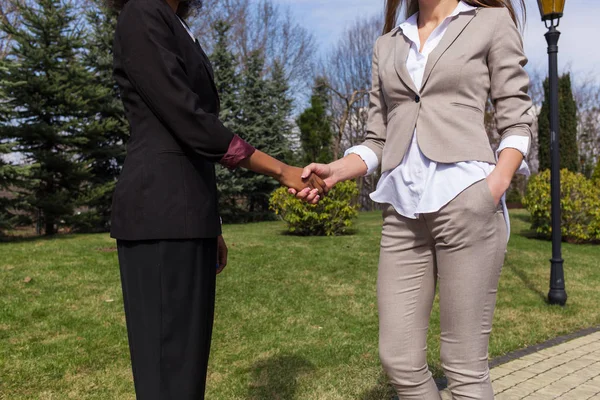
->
[
  {"left": 394, "top": 29, "right": 419, "bottom": 94},
  {"left": 176, "top": 15, "right": 221, "bottom": 111},
  {"left": 195, "top": 40, "right": 221, "bottom": 113},
  {"left": 421, "top": 9, "right": 478, "bottom": 91},
  {"left": 195, "top": 40, "right": 214, "bottom": 80}
]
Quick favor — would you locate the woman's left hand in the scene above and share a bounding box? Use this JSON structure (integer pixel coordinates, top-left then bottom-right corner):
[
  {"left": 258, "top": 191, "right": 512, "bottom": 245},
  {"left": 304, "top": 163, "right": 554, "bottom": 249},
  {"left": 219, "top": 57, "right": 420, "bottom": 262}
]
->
[
  {"left": 217, "top": 235, "right": 228, "bottom": 275},
  {"left": 485, "top": 172, "right": 511, "bottom": 207}
]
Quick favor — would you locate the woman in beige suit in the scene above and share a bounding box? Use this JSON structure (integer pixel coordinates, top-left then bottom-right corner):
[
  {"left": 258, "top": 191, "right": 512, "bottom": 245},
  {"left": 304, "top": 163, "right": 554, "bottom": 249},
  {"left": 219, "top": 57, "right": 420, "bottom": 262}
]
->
[{"left": 293, "top": 0, "right": 530, "bottom": 398}]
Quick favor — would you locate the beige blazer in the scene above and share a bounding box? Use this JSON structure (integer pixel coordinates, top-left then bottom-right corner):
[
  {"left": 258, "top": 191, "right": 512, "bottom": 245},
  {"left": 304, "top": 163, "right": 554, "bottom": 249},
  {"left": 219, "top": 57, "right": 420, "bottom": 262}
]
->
[{"left": 362, "top": 7, "right": 533, "bottom": 174}]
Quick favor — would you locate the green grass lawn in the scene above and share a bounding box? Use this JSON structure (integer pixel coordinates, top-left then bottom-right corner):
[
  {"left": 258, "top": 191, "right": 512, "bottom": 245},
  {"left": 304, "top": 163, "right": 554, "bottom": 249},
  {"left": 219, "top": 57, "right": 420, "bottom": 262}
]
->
[{"left": 1, "top": 210, "right": 599, "bottom": 399}]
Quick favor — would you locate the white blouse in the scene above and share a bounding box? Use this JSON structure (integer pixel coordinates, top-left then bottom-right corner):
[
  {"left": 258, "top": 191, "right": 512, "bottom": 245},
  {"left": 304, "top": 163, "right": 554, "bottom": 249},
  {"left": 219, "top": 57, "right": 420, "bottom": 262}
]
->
[{"left": 346, "top": 1, "right": 530, "bottom": 241}]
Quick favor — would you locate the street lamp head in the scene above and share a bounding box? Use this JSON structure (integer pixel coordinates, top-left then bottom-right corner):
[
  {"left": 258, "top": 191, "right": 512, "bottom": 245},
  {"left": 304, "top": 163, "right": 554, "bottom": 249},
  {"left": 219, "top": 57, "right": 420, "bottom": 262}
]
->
[{"left": 537, "top": 0, "right": 566, "bottom": 22}]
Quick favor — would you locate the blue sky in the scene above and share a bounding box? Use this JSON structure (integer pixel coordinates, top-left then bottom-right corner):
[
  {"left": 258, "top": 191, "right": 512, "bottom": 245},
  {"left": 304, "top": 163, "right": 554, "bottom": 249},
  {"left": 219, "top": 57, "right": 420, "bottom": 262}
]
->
[{"left": 276, "top": 0, "right": 600, "bottom": 78}]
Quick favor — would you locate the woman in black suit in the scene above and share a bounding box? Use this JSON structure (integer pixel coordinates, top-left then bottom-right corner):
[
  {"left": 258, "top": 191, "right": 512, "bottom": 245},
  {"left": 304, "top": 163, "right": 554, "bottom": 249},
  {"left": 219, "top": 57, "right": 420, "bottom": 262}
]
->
[{"left": 109, "top": 0, "right": 325, "bottom": 398}]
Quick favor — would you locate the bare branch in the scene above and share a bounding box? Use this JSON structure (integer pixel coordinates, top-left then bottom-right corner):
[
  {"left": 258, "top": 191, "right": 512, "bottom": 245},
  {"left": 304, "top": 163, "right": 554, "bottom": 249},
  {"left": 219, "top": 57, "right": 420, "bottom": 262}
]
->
[{"left": 188, "top": 0, "right": 317, "bottom": 98}]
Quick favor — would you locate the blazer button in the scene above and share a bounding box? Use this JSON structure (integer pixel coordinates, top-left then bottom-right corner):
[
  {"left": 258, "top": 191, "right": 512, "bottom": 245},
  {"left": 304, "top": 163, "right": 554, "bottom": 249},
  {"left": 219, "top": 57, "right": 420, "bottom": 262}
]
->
[{"left": 415, "top": 95, "right": 421, "bottom": 103}]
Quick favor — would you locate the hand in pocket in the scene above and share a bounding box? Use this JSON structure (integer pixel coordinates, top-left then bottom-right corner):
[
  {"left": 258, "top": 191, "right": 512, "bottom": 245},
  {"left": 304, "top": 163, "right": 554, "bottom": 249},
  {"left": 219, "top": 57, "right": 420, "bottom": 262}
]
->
[{"left": 485, "top": 174, "right": 510, "bottom": 207}]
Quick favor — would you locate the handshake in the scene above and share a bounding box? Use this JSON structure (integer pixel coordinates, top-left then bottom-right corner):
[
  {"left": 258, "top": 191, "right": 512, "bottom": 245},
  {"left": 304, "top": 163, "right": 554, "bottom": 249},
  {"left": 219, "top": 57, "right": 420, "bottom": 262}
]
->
[{"left": 279, "top": 162, "right": 338, "bottom": 205}]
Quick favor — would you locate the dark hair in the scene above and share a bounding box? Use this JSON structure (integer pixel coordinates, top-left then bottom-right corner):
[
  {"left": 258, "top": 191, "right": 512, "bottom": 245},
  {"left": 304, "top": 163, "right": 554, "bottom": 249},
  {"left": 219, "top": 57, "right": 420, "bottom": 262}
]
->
[
  {"left": 383, "top": 0, "right": 526, "bottom": 34},
  {"left": 107, "top": 0, "right": 203, "bottom": 19}
]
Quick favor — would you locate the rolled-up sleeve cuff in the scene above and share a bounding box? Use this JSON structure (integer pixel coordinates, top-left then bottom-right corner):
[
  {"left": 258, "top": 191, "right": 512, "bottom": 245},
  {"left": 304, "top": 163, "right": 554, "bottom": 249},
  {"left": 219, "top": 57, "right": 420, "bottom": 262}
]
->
[
  {"left": 497, "top": 136, "right": 530, "bottom": 176},
  {"left": 219, "top": 135, "right": 256, "bottom": 169},
  {"left": 344, "top": 145, "right": 380, "bottom": 176}
]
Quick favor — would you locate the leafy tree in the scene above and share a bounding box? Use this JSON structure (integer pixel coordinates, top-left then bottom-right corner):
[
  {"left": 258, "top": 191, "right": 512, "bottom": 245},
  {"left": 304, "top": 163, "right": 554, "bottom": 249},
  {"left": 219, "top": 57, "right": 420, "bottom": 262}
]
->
[{"left": 592, "top": 160, "right": 600, "bottom": 183}]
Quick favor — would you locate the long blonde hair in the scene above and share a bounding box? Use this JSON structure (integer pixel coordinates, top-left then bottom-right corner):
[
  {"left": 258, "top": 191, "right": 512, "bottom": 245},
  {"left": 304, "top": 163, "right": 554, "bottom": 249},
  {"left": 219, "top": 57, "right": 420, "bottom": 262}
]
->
[{"left": 383, "top": 0, "right": 526, "bottom": 34}]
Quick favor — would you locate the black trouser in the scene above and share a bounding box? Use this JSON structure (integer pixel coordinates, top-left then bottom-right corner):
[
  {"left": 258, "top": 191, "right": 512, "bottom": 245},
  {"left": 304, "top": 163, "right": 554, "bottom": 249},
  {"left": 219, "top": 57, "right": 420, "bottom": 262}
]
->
[{"left": 117, "top": 239, "right": 217, "bottom": 400}]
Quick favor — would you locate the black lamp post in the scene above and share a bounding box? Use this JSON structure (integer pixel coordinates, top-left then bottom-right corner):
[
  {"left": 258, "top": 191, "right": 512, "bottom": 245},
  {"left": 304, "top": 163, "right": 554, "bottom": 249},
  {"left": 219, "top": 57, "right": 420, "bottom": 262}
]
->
[{"left": 537, "top": 0, "right": 567, "bottom": 306}]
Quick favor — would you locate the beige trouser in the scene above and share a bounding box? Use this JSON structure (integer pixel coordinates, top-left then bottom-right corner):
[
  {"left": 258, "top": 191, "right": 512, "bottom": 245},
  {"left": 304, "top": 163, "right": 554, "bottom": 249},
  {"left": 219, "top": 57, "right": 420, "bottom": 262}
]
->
[{"left": 378, "top": 179, "right": 507, "bottom": 400}]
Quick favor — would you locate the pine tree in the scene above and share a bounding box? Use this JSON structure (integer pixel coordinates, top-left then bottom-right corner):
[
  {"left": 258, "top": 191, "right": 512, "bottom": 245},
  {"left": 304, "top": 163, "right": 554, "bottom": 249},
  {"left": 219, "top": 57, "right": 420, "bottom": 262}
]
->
[
  {"left": 78, "top": 1, "right": 128, "bottom": 232},
  {"left": 297, "top": 77, "right": 333, "bottom": 165},
  {"left": 211, "top": 20, "right": 240, "bottom": 128},
  {"left": 0, "top": 0, "right": 93, "bottom": 235},
  {"left": 211, "top": 20, "right": 246, "bottom": 221},
  {"left": 538, "top": 73, "right": 579, "bottom": 173},
  {"left": 0, "top": 143, "right": 16, "bottom": 232},
  {"left": 266, "top": 60, "right": 294, "bottom": 164},
  {"left": 237, "top": 50, "right": 278, "bottom": 217},
  {"left": 210, "top": 26, "right": 293, "bottom": 222},
  {"left": 0, "top": 65, "right": 17, "bottom": 233}
]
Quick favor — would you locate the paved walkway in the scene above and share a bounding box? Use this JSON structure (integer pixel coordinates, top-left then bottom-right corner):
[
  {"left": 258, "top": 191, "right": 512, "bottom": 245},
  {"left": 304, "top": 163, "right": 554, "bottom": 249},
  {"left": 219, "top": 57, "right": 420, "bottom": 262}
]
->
[{"left": 438, "top": 330, "right": 600, "bottom": 399}]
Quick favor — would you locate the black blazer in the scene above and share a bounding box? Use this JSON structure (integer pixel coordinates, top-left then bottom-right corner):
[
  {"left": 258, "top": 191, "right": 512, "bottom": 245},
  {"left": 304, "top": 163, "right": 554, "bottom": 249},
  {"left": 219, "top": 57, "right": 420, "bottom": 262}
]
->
[{"left": 111, "top": 0, "right": 233, "bottom": 240}]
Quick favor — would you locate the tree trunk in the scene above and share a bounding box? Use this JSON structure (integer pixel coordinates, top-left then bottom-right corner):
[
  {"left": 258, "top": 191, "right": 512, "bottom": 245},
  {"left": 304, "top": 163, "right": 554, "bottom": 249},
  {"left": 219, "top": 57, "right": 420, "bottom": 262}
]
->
[{"left": 45, "top": 219, "right": 56, "bottom": 236}]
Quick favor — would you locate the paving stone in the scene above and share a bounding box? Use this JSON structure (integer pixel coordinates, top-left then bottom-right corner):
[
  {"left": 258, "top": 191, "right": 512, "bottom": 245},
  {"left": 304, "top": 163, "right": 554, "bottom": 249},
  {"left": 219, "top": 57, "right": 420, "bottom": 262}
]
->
[
  {"left": 560, "top": 358, "right": 598, "bottom": 374},
  {"left": 521, "top": 353, "right": 550, "bottom": 363},
  {"left": 573, "top": 333, "right": 600, "bottom": 344},
  {"left": 491, "top": 366, "right": 515, "bottom": 381},
  {"left": 500, "top": 384, "right": 538, "bottom": 398},
  {"left": 555, "top": 350, "right": 588, "bottom": 361},
  {"left": 512, "top": 379, "right": 549, "bottom": 394},
  {"left": 539, "top": 355, "right": 570, "bottom": 368},
  {"left": 586, "top": 351, "right": 600, "bottom": 362},
  {"left": 556, "top": 373, "right": 593, "bottom": 388},
  {"left": 557, "top": 383, "right": 600, "bottom": 399},
  {"left": 583, "top": 378, "right": 600, "bottom": 391},
  {"left": 574, "top": 363, "right": 600, "bottom": 380},
  {"left": 493, "top": 377, "right": 516, "bottom": 393},
  {"left": 536, "top": 377, "right": 581, "bottom": 397},
  {"left": 504, "top": 359, "right": 543, "bottom": 371},
  {"left": 529, "top": 369, "right": 567, "bottom": 384},
  {"left": 520, "top": 361, "right": 554, "bottom": 375},
  {"left": 495, "top": 392, "right": 524, "bottom": 400},
  {"left": 435, "top": 331, "right": 600, "bottom": 400},
  {"left": 538, "top": 347, "right": 565, "bottom": 357},
  {"left": 522, "top": 393, "right": 554, "bottom": 400},
  {"left": 534, "top": 386, "right": 563, "bottom": 398},
  {"left": 495, "top": 371, "right": 536, "bottom": 389}
]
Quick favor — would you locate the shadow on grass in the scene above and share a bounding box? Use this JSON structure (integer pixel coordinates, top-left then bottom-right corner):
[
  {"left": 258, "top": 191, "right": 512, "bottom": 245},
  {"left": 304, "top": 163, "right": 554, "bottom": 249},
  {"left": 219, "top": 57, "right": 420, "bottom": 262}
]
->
[
  {"left": 0, "top": 233, "right": 81, "bottom": 244},
  {"left": 246, "top": 354, "right": 314, "bottom": 400},
  {"left": 358, "top": 372, "right": 450, "bottom": 399},
  {"left": 358, "top": 371, "right": 395, "bottom": 400},
  {"left": 277, "top": 229, "right": 360, "bottom": 237},
  {"left": 518, "top": 230, "right": 544, "bottom": 240},
  {"left": 513, "top": 213, "right": 543, "bottom": 240},
  {"left": 514, "top": 213, "right": 531, "bottom": 224},
  {"left": 506, "top": 262, "right": 547, "bottom": 302}
]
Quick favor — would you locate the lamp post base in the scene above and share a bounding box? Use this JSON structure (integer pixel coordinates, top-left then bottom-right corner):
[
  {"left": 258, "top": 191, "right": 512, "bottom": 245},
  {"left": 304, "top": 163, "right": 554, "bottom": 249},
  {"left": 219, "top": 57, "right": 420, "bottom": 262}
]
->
[
  {"left": 548, "top": 289, "right": 567, "bottom": 306},
  {"left": 548, "top": 257, "right": 567, "bottom": 306}
]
